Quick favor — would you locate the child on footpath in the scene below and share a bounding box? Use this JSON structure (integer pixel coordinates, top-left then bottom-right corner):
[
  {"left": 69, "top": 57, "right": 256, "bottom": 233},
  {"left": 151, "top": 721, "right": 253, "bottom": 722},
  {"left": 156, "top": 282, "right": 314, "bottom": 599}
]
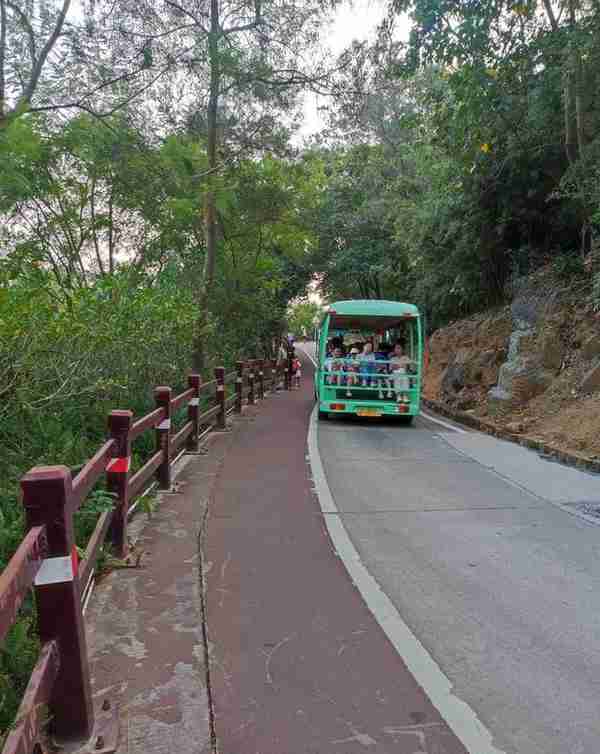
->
[{"left": 291, "top": 355, "right": 302, "bottom": 389}]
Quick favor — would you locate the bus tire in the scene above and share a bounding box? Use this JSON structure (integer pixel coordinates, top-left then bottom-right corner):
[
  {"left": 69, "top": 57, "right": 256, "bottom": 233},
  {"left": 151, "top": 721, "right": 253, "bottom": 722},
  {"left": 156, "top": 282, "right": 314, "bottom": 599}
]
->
[
  {"left": 398, "top": 415, "right": 414, "bottom": 426},
  {"left": 318, "top": 409, "right": 328, "bottom": 421}
]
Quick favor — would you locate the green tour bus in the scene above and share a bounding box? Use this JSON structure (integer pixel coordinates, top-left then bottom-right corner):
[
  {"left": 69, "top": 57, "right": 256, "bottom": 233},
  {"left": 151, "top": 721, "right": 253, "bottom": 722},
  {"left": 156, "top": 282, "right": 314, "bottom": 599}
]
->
[{"left": 314, "top": 299, "right": 423, "bottom": 424}]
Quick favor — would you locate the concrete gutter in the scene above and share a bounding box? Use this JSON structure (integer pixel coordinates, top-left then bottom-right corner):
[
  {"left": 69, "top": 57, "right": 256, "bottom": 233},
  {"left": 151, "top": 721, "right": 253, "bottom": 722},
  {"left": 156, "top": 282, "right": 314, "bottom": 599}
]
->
[{"left": 422, "top": 397, "right": 600, "bottom": 474}]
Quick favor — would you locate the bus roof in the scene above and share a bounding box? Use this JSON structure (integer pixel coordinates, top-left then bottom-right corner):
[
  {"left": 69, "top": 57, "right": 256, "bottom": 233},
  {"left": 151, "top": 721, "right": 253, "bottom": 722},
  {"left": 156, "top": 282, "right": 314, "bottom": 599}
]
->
[
  {"left": 321, "top": 299, "right": 420, "bottom": 331},
  {"left": 327, "top": 300, "right": 419, "bottom": 317}
]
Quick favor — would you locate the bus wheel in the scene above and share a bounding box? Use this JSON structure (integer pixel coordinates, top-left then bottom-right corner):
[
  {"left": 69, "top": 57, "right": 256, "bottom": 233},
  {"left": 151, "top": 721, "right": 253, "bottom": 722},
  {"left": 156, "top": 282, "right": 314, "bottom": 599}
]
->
[
  {"left": 318, "top": 410, "right": 329, "bottom": 421},
  {"left": 398, "top": 415, "right": 414, "bottom": 426}
]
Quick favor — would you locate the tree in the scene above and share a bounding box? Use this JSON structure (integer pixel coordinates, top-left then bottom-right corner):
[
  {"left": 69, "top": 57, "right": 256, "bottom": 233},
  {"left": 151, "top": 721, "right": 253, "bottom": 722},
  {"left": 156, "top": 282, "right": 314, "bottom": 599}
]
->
[
  {"left": 166, "top": 0, "right": 331, "bottom": 367},
  {"left": 390, "top": 0, "right": 600, "bottom": 256},
  {"left": 0, "top": 0, "right": 72, "bottom": 125},
  {"left": 0, "top": 0, "right": 166, "bottom": 126},
  {"left": 288, "top": 300, "right": 323, "bottom": 336}
]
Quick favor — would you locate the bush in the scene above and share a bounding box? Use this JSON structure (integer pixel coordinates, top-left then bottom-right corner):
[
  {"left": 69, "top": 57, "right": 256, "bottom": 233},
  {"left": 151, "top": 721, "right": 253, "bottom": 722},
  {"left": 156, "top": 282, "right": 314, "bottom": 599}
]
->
[{"left": 0, "top": 266, "right": 197, "bottom": 736}]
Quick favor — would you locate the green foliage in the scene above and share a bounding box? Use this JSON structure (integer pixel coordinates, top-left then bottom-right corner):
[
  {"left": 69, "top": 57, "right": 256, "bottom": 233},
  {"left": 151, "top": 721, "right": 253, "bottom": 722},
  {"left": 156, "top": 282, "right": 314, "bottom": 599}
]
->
[
  {"left": 0, "top": 617, "right": 40, "bottom": 737},
  {"left": 0, "top": 267, "right": 198, "bottom": 736},
  {"left": 209, "top": 155, "right": 320, "bottom": 357},
  {"left": 313, "top": 1, "right": 600, "bottom": 327},
  {"left": 553, "top": 252, "right": 585, "bottom": 281},
  {"left": 74, "top": 490, "right": 117, "bottom": 546},
  {"left": 0, "top": 105, "right": 322, "bottom": 736},
  {"left": 287, "top": 300, "right": 323, "bottom": 336}
]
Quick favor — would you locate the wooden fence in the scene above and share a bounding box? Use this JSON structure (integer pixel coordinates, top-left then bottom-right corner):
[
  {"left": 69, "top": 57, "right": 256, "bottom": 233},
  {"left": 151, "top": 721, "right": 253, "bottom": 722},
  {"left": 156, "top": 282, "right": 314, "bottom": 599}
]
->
[{"left": 0, "top": 355, "right": 291, "bottom": 754}]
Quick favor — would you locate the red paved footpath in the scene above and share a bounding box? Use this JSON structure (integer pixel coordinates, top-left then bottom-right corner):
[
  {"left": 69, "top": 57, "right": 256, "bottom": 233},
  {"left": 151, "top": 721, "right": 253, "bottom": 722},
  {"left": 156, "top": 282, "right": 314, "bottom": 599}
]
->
[{"left": 204, "top": 354, "right": 467, "bottom": 754}]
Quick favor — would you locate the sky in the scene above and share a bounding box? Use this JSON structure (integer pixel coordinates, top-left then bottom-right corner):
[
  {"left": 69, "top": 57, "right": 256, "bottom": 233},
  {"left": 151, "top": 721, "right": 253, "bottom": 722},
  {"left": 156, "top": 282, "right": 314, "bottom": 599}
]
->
[
  {"left": 300, "top": 0, "right": 408, "bottom": 138},
  {"left": 301, "top": 0, "right": 385, "bottom": 137}
]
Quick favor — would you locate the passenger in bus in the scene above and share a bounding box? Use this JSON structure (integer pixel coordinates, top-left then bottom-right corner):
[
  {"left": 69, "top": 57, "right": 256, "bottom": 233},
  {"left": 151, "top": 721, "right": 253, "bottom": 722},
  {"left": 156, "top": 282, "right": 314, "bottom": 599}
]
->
[
  {"left": 375, "top": 342, "right": 394, "bottom": 399},
  {"left": 358, "top": 341, "right": 376, "bottom": 386},
  {"left": 389, "top": 341, "right": 414, "bottom": 403},
  {"left": 325, "top": 347, "right": 344, "bottom": 385},
  {"left": 326, "top": 336, "right": 346, "bottom": 358},
  {"left": 345, "top": 347, "right": 361, "bottom": 396}
]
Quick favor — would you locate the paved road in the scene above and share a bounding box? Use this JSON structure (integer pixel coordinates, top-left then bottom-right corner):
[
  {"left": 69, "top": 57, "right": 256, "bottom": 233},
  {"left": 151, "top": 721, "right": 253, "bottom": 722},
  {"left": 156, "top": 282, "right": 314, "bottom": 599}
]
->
[
  {"left": 204, "top": 370, "right": 467, "bottom": 753},
  {"left": 305, "top": 343, "right": 600, "bottom": 754}
]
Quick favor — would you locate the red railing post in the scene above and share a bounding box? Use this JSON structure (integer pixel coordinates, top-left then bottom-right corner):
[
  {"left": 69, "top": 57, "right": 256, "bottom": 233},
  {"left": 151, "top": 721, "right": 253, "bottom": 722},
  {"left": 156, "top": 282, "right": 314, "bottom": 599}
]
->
[
  {"left": 186, "top": 374, "right": 201, "bottom": 451},
  {"left": 257, "top": 359, "right": 265, "bottom": 400},
  {"left": 21, "top": 466, "right": 94, "bottom": 740},
  {"left": 215, "top": 367, "right": 226, "bottom": 429},
  {"left": 107, "top": 410, "right": 133, "bottom": 558},
  {"left": 235, "top": 361, "right": 244, "bottom": 414},
  {"left": 155, "top": 386, "right": 172, "bottom": 490},
  {"left": 248, "top": 360, "right": 255, "bottom": 405}
]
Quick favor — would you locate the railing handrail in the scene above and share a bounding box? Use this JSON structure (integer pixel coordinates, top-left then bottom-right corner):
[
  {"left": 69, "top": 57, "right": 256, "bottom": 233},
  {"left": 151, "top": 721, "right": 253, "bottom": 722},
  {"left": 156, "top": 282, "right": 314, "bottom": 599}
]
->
[
  {"left": 0, "top": 352, "right": 289, "bottom": 754},
  {"left": 0, "top": 526, "right": 47, "bottom": 644}
]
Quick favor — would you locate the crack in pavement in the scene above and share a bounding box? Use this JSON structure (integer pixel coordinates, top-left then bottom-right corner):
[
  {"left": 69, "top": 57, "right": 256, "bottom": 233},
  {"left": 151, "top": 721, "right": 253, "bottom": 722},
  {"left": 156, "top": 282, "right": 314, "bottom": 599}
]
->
[{"left": 198, "top": 502, "right": 218, "bottom": 754}]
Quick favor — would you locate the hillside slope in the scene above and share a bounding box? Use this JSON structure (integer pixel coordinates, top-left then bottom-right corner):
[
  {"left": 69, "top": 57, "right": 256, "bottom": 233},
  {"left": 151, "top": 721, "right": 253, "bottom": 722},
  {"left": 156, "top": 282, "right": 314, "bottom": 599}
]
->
[{"left": 424, "top": 268, "right": 600, "bottom": 459}]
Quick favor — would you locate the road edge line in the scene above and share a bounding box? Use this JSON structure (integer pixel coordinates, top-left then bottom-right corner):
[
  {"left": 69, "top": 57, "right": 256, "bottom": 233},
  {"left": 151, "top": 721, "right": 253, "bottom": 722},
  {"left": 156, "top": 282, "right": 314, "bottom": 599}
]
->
[
  {"left": 307, "top": 403, "right": 506, "bottom": 754},
  {"left": 420, "top": 409, "right": 468, "bottom": 434}
]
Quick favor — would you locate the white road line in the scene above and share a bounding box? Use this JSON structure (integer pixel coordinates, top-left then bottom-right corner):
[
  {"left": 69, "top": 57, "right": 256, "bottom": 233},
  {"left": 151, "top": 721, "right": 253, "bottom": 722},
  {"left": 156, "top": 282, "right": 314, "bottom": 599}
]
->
[
  {"left": 307, "top": 404, "right": 506, "bottom": 754},
  {"left": 296, "top": 343, "right": 317, "bottom": 367},
  {"left": 420, "top": 409, "right": 468, "bottom": 434}
]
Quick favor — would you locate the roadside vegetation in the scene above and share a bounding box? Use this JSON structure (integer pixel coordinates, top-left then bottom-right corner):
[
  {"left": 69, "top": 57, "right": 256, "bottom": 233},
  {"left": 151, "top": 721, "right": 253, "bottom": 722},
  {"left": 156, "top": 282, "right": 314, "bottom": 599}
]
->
[
  {"left": 3, "top": 0, "right": 600, "bottom": 738},
  {"left": 309, "top": 1, "right": 600, "bottom": 330}
]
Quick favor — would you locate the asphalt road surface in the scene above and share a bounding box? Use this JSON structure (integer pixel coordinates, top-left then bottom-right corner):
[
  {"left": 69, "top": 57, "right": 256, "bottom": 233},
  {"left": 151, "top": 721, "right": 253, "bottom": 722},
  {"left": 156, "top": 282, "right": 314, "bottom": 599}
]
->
[{"left": 303, "top": 342, "right": 600, "bottom": 754}]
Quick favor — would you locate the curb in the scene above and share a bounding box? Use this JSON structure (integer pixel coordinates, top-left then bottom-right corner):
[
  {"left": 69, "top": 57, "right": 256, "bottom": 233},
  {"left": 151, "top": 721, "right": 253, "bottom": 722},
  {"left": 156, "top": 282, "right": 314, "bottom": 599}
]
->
[{"left": 422, "top": 398, "right": 600, "bottom": 475}]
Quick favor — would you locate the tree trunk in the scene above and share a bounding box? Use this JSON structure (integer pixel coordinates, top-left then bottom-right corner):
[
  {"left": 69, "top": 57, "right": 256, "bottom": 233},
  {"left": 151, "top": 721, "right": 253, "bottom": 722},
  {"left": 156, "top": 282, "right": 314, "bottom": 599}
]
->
[
  {"left": 567, "top": 0, "right": 591, "bottom": 259},
  {"left": 0, "top": 0, "right": 6, "bottom": 123},
  {"left": 193, "top": 0, "right": 220, "bottom": 372},
  {"left": 564, "top": 68, "right": 577, "bottom": 165}
]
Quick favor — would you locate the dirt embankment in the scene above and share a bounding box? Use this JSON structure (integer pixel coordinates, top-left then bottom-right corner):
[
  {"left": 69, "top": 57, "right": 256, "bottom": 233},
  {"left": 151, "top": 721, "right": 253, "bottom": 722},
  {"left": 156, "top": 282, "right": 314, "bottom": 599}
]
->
[{"left": 424, "top": 268, "right": 600, "bottom": 459}]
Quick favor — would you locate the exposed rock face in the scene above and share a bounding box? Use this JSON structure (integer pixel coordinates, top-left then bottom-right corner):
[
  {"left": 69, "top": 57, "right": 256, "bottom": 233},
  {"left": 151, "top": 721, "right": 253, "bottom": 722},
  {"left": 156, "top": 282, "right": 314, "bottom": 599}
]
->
[
  {"left": 422, "top": 265, "right": 600, "bottom": 459},
  {"left": 455, "top": 386, "right": 479, "bottom": 411},
  {"left": 581, "top": 362, "right": 600, "bottom": 393},
  {"left": 424, "top": 308, "right": 512, "bottom": 409},
  {"left": 539, "top": 328, "right": 564, "bottom": 371},
  {"left": 582, "top": 335, "right": 600, "bottom": 362},
  {"left": 487, "top": 283, "right": 562, "bottom": 410}
]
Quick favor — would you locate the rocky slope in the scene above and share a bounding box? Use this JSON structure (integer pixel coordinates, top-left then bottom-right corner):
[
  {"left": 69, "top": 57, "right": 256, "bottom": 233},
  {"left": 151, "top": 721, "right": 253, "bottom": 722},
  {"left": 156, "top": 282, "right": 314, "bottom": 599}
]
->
[{"left": 424, "top": 267, "right": 600, "bottom": 459}]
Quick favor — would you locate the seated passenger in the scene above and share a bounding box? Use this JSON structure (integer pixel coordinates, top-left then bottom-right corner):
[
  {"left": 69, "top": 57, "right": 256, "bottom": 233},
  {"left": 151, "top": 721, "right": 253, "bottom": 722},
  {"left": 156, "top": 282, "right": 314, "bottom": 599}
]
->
[
  {"left": 344, "top": 347, "right": 361, "bottom": 396},
  {"left": 359, "top": 341, "right": 376, "bottom": 387},
  {"left": 389, "top": 341, "right": 415, "bottom": 404},
  {"left": 325, "top": 347, "right": 344, "bottom": 385},
  {"left": 374, "top": 342, "right": 393, "bottom": 399}
]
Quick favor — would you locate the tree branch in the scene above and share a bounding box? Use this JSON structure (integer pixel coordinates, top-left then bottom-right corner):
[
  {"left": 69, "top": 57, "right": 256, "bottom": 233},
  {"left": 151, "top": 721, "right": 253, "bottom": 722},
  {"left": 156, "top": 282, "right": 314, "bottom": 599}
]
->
[
  {"left": 20, "top": 0, "right": 72, "bottom": 106},
  {"left": 163, "top": 0, "right": 209, "bottom": 35},
  {"left": 0, "top": 0, "right": 6, "bottom": 116},
  {"left": 89, "top": 177, "right": 106, "bottom": 276},
  {"left": 541, "top": 0, "right": 559, "bottom": 31},
  {"left": 6, "top": 0, "right": 37, "bottom": 63},
  {"left": 224, "top": 0, "right": 262, "bottom": 35},
  {"left": 27, "top": 61, "right": 173, "bottom": 120},
  {"left": 223, "top": 19, "right": 261, "bottom": 34}
]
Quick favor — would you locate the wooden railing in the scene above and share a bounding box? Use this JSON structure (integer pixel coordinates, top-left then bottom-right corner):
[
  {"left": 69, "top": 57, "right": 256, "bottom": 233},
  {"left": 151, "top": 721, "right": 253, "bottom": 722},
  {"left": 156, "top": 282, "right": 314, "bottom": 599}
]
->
[{"left": 0, "top": 357, "right": 288, "bottom": 754}]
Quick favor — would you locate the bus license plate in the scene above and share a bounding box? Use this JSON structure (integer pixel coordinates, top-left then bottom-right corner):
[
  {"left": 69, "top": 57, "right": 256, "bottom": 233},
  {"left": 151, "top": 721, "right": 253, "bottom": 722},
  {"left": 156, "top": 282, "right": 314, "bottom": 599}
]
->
[{"left": 358, "top": 408, "right": 381, "bottom": 417}]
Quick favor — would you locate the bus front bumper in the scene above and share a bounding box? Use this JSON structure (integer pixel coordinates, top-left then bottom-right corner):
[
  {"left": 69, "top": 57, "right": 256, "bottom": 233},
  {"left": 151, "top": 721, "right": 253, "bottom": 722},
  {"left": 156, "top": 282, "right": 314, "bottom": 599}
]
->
[{"left": 321, "top": 400, "right": 417, "bottom": 417}]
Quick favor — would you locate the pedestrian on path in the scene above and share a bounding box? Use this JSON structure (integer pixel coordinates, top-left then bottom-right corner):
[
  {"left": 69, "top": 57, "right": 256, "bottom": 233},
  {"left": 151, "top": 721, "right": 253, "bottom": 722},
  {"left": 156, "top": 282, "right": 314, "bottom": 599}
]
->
[{"left": 291, "top": 355, "right": 302, "bottom": 389}]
